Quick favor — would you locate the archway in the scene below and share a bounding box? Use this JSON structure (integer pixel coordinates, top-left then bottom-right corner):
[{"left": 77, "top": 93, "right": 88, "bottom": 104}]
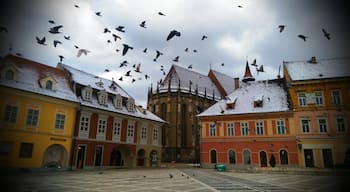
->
[
  {"left": 150, "top": 150, "right": 158, "bottom": 167},
  {"left": 42, "top": 144, "right": 67, "bottom": 168},
  {"left": 260, "top": 151, "right": 267, "bottom": 167},
  {"left": 110, "top": 149, "right": 122, "bottom": 166},
  {"left": 210, "top": 149, "right": 217, "bottom": 164},
  {"left": 137, "top": 149, "right": 146, "bottom": 166}
]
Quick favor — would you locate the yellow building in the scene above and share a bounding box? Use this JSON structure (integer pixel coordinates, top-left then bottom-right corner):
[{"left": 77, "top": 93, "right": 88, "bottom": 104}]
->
[
  {"left": 0, "top": 55, "right": 78, "bottom": 170},
  {"left": 284, "top": 57, "right": 350, "bottom": 168}
]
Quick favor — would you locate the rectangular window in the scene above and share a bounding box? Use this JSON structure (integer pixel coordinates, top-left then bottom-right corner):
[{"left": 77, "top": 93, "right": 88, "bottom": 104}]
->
[
  {"left": 256, "top": 121, "right": 264, "bottom": 135},
  {"left": 315, "top": 91, "right": 324, "bottom": 105},
  {"left": 209, "top": 123, "right": 216, "bottom": 136},
  {"left": 127, "top": 122, "right": 135, "bottom": 143},
  {"left": 153, "top": 127, "right": 158, "bottom": 145},
  {"left": 241, "top": 122, "right": 249, "bottom": 136},
  {"left": 141, "top": 127, "right": 147, "bottom": 139},
  {"left": 0, "top": 142, "right": 12, "bottom": 156},
  {"left": 301, "top": 119, "right": 310, "bottom": 133},
  {"left": 336, "top": 118, "right": 345, "bottom": 132},
  {"left": 26, "top": 108, "right": 39, "bottom": 127},
  {"left": 79, "top": 113, "right": 90, "bottom": 138},
  {"left": 4, "top": 105, "right": 18, "bottom": 124},
  {"left": 55, "top": 113, "right": 66, "bottom": 130},
  {"left": 19, "top": 143, "right": 33, "bottom": 158},
  {"left": 298, "top": 93, "right": 306, "bottom": 106},
  {"left": 277, "top": 119, "right": 286, "bottom": 135},
  {"left": 318, "top": 118, "right": 327, "bottom": 133},
  {"left": 227, "top": 123, "right": 234, "bottom": 136},
  {"left": 96, "top": 118, "right": 107, "bottom": 140},
  {"left": 332, "top": 90, "right": 341, "bottom": 105},
  {"left": 112, "top": 119, "right": 121, "bottom": 141}
]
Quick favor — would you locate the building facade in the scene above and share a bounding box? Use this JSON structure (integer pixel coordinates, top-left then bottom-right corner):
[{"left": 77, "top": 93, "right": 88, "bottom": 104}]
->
[
  {"left": 147, "top": 65, "right": 234, "bottom": 162},
  {"left": 0, "top": 55, "right": 78, "bottom": 169},
  {"left": 59, "top": 64, "right": 165, "bottom": 169},
  {"left": 198, "top": 66, "right": 298, "bottom": 169},
  {"left": 284, "top": 57, "right": 350, "bottom": 168}
]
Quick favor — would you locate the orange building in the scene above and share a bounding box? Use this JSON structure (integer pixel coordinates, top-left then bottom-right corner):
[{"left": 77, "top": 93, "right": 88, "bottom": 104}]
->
[
  {"left": 284, "top": 57, "right": 350, "bottom": 168},
  {"left": 198, "top": 63, "right": 298, "bottom": 169}
]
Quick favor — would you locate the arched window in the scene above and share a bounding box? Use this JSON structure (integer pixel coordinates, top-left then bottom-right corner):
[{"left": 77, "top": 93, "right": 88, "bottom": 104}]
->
[
  {"left": 228, "top": 150, "right": 236, "bottom": 164},
  {"left": 210, "top": 149, "right": 217, "bottom": 163},
  {"left": 161, "top": 103, "right": 167, "bottom": 120},
  {"left": 5, "top": 69, "right": 14, "bottom": 80},
  {"left": 280, "top": 150, "right": 288, "bottom": 165},
  {"left": 243, "top": 150, "right": 251, "bottom": 164},
  {"left": 45, "top": 80, "right": 53, "bottom": 90}
]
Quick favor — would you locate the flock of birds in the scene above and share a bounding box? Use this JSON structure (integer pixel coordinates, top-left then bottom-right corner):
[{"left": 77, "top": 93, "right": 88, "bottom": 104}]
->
[{"left": 0, "top": 2, "right": 333, "bottom": 85}]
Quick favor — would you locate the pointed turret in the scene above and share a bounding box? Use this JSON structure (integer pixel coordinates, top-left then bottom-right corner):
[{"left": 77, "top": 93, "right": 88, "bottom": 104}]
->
[{"left": 242, "top": 61, "right": 255, "bottom": 82}]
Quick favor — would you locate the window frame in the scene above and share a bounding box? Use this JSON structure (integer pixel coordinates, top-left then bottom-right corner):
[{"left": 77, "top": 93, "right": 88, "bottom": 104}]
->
[
  {"left": 79, "top": 112, "right": 91, "bottom": 138},
  {"left": 152, "top": 127, "right": 158, "bottom": 145},
  {"left": 112, "top": 118, "right": 122, "bottom": 142},
  {"left": 331, "top": 89, "right": 342, "bottom": 105},
  {"left": 276, "top": 119, "right": 286, "bottom": 135},
  {"left": 336, "top": 117, "right": 346, "bottom": 133},
  {"left": 297, "top": 92, "right": 306, "bottom": 107},
  {"left": 256, "top": 121, "right": 264, "bottom": 135},
  {"left": 314, "top": 91, "right": 324, "bottom": 106},
  {"left": 317, "top": 118, "right": 328, "bottom": 133},
  {"left": 19, "top": 142, "right": 33, "bottom": 158},
  {"left": 54, "top": 113, "right": 66, "bottom": 130},
  {"left": 227, "top": 122, "right": 234, "bottom": 136},
  {"left": 96, "top": 116, "right": 107, "bottom": 140},
  {"left": 126, "top": 121, "right": 135, "bottom": 143},
  {"left": 26, "top": 107, "right": 40, "bottom": 128},
  {"left": 209, "top": 122, "right": 216, "bottom": 136},
  {"left": 301, "top": 118, "right": 310, "bottom": 133},
  {"left": 3, "top": 105, "right": 18, "bottom": 124},
  {"left": 241, "top": 122, "right": 249, "bottom": 136}
]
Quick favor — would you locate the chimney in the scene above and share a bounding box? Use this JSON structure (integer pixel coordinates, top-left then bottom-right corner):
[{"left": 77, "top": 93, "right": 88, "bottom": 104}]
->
[
  {"left": 234, "top": 77, "right": 239, "bottom": 90},
  {"left": 308, "top": 56, "right": 317, "bottom": 64}
]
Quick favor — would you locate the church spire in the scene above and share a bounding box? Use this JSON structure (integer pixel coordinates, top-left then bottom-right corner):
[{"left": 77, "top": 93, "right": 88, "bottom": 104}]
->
[{"left": 242, "top": 60, "right": 255, "bottom": 82}]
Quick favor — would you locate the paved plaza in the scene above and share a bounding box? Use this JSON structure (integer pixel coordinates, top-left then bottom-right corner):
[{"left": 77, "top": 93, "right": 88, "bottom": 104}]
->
[{"left": 1, "top": 168, "right": 349, "bottom": 192}]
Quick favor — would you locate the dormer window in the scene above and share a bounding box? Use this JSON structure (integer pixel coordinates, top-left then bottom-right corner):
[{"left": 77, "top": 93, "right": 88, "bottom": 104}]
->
[
  {"left": 113, "top": 94, "right": 122, "bottom": 109},
  {"left": 81, "top": 86, "right": 93, "bottom": 101},
  {"left": 45, "top": 80, "right": 53, "bottom": 90},
  {"left": 95, "top": 80, "right": 104, "bottom": 88},
  {"left": 226, "top": 97, "right": 237, "bottom": 110},
  {"left": 5, "top": 69, "right": 14, "bottom": 80},
  {"left": 1, "top": 65, "right": 18, "bottom": 81},
  {"left": 254, "top": 95, "right": 263, "bottom": 108},
  {"left": 97, "top": 90, "right": 108, "bottom": 105},
  {"left": 39, "top": 76, "right": 57, "bottom": 91},
  {"left": 127, "top": 98, "right": 135, "bottom": 112}
]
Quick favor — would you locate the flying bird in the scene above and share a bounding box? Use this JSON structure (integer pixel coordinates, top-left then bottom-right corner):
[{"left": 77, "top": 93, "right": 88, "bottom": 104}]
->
[
  {"left": 278, "top": 25, "right": 285, "bottom": 33},
  {"left": 131, "top": 78, "right": 136, "bottom": 83},
  {"left": 166, "top": 30, "right": 181, "bottom": 41},
  {"left": 58, "top": 55, "right": 64, "bottom": 62},
  {"left": 139, "top": 21, "right": 146, "bottom": 28},
  {"left": 185, "top": 48, "right": 189, "bottom": 52},
  {"left": 36, "top": 36, "right": 46, "bottom": 45},
  {"left": 188, "top": 65, "right": 192, "bottom": 69},
  {"left": 257, "top": 65, "right": 265, "bottom": 73},
  {"left": 143, "top": 48, "right": 148, "bottom": 53},
  {"left": 322, "top": 28, "right": 330, "bottom": 40},
  {"left": 238, "top": 5, "right": 243, "bottom": 8},
  {"left": 64, "top": 36, "right": 70, "bottom": 40},
  {"left": 145, "top": 74, "right": 150, "bottom": 79},
  {"left": 173, "top": 56, "right": 179, "bottom": 62},
  {"left": 153, "top": 50, "right": 163, "bottom": 61},
  {"left": 134, "top": 64, "right": 141, "bottom": 73},
  {"left": 158, "top": 12, "right": 166, "bottom": 16},
  {"left": 49, "top": 25, "right": 63, "bottom": 34},
  {"left": 112, "top": 34, "right": 121, "bottom": 41},
  {"left": 122, "top": 44, "right": 133, "bottom": 56},
  {"left": 125, "top": 70, "right": 131, "bottom": 76},
  {"left": 48, "top": 20, "right": 55, "bottom": 24},
  {"left": 201, "top": 35, "right": 208, "bottom": 40},
  {"left": 53, "top": 40, "right": 62, "bottom": 47},
  {"left": 221, "top": 63, "right": 225, "bottom": 67},
  {"left": 251, "top": 59, "right": 257, "bottom": 67},
  {"left": 118, "top": 77, "right": 123, "bottom": 81},
  {"left": 298, "top": 34, "right": 308, "bottom": 41},
  {"left": 104, "top": 69, "right": 110, "bottom": 72},
  {"left": 95, "top": 12, "right": 102, "bottom": 17},
  {"left": 120, "top": 60, "right": 128, "bottom": 67},
  {"left": 74, "top": 4, "right": 80, "bottom": 8},
  {"left": 104, "top": 28, "right": 111, "bottom": 33},
  {"left": 77, "top": 49, "right": 90, "bottom": 57},
  {"left": 74, "top": 45, "right": 79, "bottom": 49},
  {"left": 115, "top": 26, "right": 125, "bottom": 32}
]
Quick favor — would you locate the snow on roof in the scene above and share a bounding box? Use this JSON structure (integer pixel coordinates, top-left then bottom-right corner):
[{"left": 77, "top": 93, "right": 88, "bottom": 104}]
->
[
  {"left": 210, "top": 69, "right": 235, "bottom": 95},
  {"left": 198, "top": 80, "right": 290, "bottom": 117},
  {"left": 58, "top": 63, "right": 131, "bottom": 98},
  {"left": 79, "top": 97, "right": 166, "bottom": 123},
  {"left": 157, "top": 65, "right": 223, "bottom": 99},
  {"left": 58, "top": 63, "right": 165, "bottom": 123},
  {"left": 0, "top": 55, "right": 78, "bottom": 102},
  {"left": 284, "top": 57, "right": 350, "bottom": 81}
]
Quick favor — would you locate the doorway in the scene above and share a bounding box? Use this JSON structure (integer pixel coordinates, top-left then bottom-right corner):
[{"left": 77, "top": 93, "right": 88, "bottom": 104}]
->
[
  {"left": 94, "top": 145, "right": 103, "bottom": 167},
  {"left": 110, "top": 149, "right": 122, "bottom": 166},
  {"left": 260, "top": 151, "right": 267, "bottom": 167},
  {"left": 76, "top": 145, "right": 86, "bottom": 169},
  {"left": 322, "top": 149, "right": 333, "bottom": 168},
  {"left": 304, "top": 149, "right": 314, "bottom": 167}
]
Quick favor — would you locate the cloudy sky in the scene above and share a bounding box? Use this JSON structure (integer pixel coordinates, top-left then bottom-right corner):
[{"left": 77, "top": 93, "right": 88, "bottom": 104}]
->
[{"left": 0, "top": 0, "right": 349, "bottom": 107}]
